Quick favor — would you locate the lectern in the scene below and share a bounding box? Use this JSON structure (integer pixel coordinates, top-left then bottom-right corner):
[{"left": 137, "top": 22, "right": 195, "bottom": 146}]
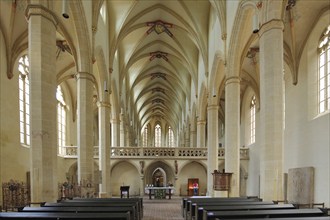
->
[{"left": 120, "top": 186, "right": 130, "bottom": 198}]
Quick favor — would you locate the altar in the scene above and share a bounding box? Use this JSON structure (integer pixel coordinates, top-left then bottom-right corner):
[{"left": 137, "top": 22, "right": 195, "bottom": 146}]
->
[{"left": 145, "top": 187, "right": 175, "bottom": 200}]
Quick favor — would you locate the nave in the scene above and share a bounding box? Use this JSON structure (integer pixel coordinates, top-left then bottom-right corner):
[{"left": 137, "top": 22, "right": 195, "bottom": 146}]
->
[{"left": 143, "top": 196, "right": 183, "bottom": 220}]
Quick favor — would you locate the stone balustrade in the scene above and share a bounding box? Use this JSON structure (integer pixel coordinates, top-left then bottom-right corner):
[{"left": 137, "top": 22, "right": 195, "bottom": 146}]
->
[{"left": 59, "top": 146, "right": 249, "bottom": 160}]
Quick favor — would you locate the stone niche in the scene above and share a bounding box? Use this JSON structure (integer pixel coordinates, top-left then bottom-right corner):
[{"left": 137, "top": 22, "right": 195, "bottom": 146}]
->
[{"left": 287, "top": 167, "right": 314, "bottom": 205}]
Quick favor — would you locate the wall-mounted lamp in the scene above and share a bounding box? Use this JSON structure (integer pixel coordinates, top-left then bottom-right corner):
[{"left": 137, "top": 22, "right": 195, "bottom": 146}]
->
[
  {"left": 212, "top": 88, "right": 217, "bottom": 97},
  {"left": 103, "top": 80, "right": 108, "bottom": 93},
  {"left": 62, "top": 0, "right": 69, "bottom": 19},
  {"left": 252, "top": 13, "right": 259, "bottom": 33}
]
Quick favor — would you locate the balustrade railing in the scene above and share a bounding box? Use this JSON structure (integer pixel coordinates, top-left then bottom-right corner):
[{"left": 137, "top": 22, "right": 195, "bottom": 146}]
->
[{"left": 59, "top": 146, "right": 249, "bottom": 160}]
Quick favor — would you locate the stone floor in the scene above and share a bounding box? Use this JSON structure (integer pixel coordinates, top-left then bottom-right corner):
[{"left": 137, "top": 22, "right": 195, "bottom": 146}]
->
[{"left": 142, "top": 196, "right": 184, "bottom": 220}]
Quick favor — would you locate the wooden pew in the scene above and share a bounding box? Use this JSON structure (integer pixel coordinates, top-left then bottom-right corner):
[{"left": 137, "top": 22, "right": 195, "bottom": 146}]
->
[
  {"left": 214, "top": 217, "right": 330, "bottom": 220},
  {"left": 189, "top": 200, "right": 275, "bottom": 220},
  {"left": 203, "top": 208, "right": 327, "bottom": 220},
  {"left": 43, "top": 201, "right": 139, "bottom": 220},
  {"left": 63, "top": 197, "right": 143, "bottom": 219},
  {"left": 195, "top": 204, "right": 295, "bottom": 220},
  {"left": 186, "top": 199, "right": 268, "bottom": 220},
  {"left": 182, "top": 197, "right": 261, "bottom": 218},
  {"left": 20, "top": 206, "right": 136, "bottom": 220},
  {"left": 0, "top": 211, "right": 131, "bottom": 219}
]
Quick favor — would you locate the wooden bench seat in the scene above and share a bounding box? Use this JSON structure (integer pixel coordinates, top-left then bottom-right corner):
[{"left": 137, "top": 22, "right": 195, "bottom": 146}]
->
[
  {"left": 186, "top": 200, "right": 272, "bottom": 220},
  {"left": 20, "top": 206, "right": 137, "bottom": 220},
  {"left": 0, "top": 211, "right": 131, "bottom": 219},
  {"left": 195, "top": 204, "right": 295, "bottom": 220},
  {"left": 61, "top": 198, "right": 143, "bottom": 219},
  {"left": 203, "top": 208, "right": 326, "bottom": 220},
  {"left": 182, "top": 197, "right": 262, "bottom": 218},
  {"left": 43, "top": 201, "right": 139, "bottom": 220},
  {"left": 188, "top": 200, "right": 275, "bottom": 220},
  {"left": 214, "top": 217, "right": 330, "bottom": 220}
]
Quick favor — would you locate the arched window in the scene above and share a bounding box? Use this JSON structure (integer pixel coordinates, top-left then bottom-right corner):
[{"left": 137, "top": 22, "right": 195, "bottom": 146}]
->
[
  {"left": 56, "top": 86, "right": 66, "bottom": 154},
  {"left": 250, "top": 95, "right": 256, "bottom": 144},
  {"left": 318, "top": 25, "right": 330, "bottom": 114},
  {"left": 168, "top": 126, "right": 175, "bottom": 147},
  {"left": 142, "top": 126, "right": 148, "bottom": 147},
  {"left": 155, "top": 124, "right": 161, "bottom": 147},
  {"left": 18, "top": 55, "right": 30, "bottom": 146}
]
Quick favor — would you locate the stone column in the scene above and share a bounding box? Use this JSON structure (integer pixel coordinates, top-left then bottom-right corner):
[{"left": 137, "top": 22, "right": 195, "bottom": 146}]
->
[
  {"left": 120, "top": 113, "right": 125, "bottom": 147},
  {"left": 197, "top": 120, "right": 206, "bottom": 148},
  {"left": 26, "top": 4, "right": 58, "bottom": 202},
  {"left": 259, "top": 19, "right": 284, "bottom": 201},
  {"left": 111, "top": 118, "right": 120, "bottom": 147},
  {"left": 225, "top": 76, "right": 241, "bottom": 197},
  {"left": 185, "top": 125, "right": 190, "bottom": 147},
  {"left": 98, "top": 100, "right": 110, "bottom": 197},
  {"left": 207, "top": 104, "right": 219, "bottom": 196},
  {"left": 190, "top": 123, "right": 197, "bottom": 148},
  {"left": 76, "top": 72, "right": 94, "bottom": 189},
  {"left": 139, "top": 161, "right": 145, "bottom": 196},
  {"left": 162, "top": 125, "right": 166, "bottom": 147}
]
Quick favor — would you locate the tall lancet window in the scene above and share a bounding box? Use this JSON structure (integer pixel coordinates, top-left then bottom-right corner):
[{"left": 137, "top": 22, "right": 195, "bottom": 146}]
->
[
  {"left": 168, "top": 126, "right": 175, "bottom": 147},
  {"left": 142, "top": 126, "right": 148, "bottom": 147},
  {"left": 57, "top": 86, "right": 66, "bottom": 154},
  {"left": 250, "top": 95, "right": 256, "bottom": 144},
  {"left": 18, "top": 55, "right": 30, "bottom": 146},
  {"left": 318, "top": 25, "right": 330, "bottom": 113},
  {"left": 155, "top": 124, "right": 161, "bottom": 147}
]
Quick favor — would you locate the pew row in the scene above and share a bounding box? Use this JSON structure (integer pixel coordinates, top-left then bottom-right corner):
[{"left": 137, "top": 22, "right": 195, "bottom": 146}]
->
[
  {"left": 20, "top": 206, "right": 136, "bottom": 220},
  {"left": 0, "top": 211, "right": 131, "bottom": 219},
  {"left": 188, "top": 201, "right": 275, "bottom": 220},
  {"left": 43, "top": 201, "right": 140, "bottom": 220},
  {"left": 194, "top": 204, "right": 296, "bottom": 220},
  {"left": 182, "top": 197, "right": 262, "bottom": 218},
  {"left": 60, "top": 197, "right": 143, "bottom": 219},
  {"left": 203, "top": 208, "right": 327, "bottom": 220},
  {"left": 214, "top": 217, "right": 330, "bottom": 220}
]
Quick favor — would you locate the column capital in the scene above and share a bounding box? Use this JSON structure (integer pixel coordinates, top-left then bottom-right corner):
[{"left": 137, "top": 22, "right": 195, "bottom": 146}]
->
[
  {"left": 225, "top": 76, "right": 240, "bottom": 85},
  {"left": 111, "top": 118, "right": 120, "bottom": 124},
  {"left": 75, "top": 72, "right": 95, "bottom": 82},
  {"left": 197, "top": 120, "right": 206, "bottom": 125},
  {"left": 97, "top": 101, "right": 111, "bottom": 108},
  {"left": 259, "top": 19, "right": 284, "bottom": 37},
  {"left": 25, "top": 4, "right": 58, "bottom": 26},
  {"left": 207, "top": 104, "right": 219, "bottom": 111}
]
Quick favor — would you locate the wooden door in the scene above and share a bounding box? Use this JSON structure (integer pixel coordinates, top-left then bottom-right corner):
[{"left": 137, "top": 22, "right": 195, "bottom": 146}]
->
[{"left": 187, "top": 178, "right": 199, "bottom": 196}]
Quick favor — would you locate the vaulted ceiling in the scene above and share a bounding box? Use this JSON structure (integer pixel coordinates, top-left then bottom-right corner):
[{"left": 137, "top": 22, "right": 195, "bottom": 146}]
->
[{"left": 108, "top": 1, "right": 211, "bottom": 130}]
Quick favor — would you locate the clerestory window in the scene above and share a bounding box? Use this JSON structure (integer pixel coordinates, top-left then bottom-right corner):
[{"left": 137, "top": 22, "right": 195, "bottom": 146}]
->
[
  {"left": 155, "top": 124, "right": 161, "bottom": 147},
  {"left": 168, "top": 126, "right": 175, "bottom": 147}
]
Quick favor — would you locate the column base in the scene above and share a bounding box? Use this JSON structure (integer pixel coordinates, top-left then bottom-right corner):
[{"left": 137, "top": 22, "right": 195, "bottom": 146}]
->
[{"left": 99, "top": 192, "right": 108, "bottom": 198}]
